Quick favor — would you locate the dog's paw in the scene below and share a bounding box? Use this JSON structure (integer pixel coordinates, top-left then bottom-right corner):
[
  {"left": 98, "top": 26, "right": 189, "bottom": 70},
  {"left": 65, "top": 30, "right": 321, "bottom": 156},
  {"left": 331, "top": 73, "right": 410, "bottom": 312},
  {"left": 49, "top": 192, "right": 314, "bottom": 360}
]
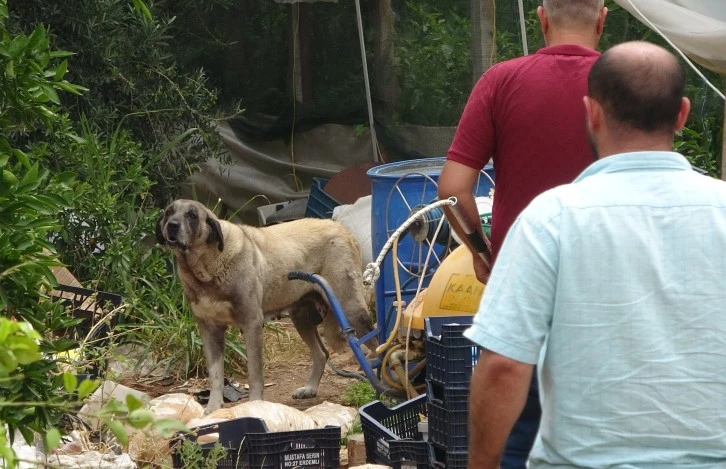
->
[{"left": 292, "top": 385, "right": 318, "bottom": 399}]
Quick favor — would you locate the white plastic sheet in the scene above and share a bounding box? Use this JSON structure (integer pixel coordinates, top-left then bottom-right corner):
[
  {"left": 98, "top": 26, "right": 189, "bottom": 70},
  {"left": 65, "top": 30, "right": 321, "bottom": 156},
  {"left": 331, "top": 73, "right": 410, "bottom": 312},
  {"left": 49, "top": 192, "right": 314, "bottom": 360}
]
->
[{"left": 613, "top": 0, "right": 726, "bottom": 74}]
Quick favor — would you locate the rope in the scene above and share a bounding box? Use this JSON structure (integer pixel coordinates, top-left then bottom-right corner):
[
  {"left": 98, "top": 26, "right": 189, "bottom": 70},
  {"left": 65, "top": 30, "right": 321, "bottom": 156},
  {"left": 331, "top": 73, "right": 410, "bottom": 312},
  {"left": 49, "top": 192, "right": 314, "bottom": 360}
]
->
[
  {"left": 362, "top": 197, "right": 457, "bottom": 286},
  {"left": 353, "top": 0, "right": 381, "bottom": 162}
]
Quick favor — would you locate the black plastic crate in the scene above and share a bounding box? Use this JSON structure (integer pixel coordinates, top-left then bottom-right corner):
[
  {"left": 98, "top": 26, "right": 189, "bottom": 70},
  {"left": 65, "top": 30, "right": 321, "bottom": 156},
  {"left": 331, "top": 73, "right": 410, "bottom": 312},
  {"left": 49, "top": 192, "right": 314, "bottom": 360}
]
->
[
  {"left": 170, "top": 417, "right": 341, "bottom": 469},
  {"left": 50, "top": 284, "right": 123, "bottom": 349},
  {"left": 427, "top": 381, "right": 469, "bottom": 451},
  {"left": 424, "top": 316, "right": 480, "bottom": 389},
  {"left": 305, "top": 177, "right": 340, "bottom": 219},
  {"left": 359, "top": 394, "right": 427, "bottom": 466},
  {"left": 428, "top": 442, "right": 468, "bottom": 469},
  {"left": 389, "top": 439, "right": 430, "bottom": 469}
]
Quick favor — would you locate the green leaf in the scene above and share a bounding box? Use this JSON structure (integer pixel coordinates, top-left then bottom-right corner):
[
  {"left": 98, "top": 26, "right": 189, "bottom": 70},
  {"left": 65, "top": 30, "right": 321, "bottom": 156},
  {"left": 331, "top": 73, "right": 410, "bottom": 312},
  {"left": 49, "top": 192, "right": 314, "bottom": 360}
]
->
[
  {"left": 125, "top": 394, "right": 144, "bottom": 412},
  {"left": 63, "top": 372, "right": 78, "bottom": 393},
  {"left": 151, "top": 418, "right": 189, "bottom": 437},
  {"left": 5, "top": 59, "right": 13, "bottom": 78},
  {"left": 48, "top": 50, "right": 75, "bottom": 58},
  {"left": 54, "top": 171, "right": 75, "bottom": 185},
  {"left": 127, "top": 409, "right": 154, "bottom": 429},
  {"left": 19, "top": 426, "right": 34, "bottom": 446},
  {"left": 155, "top": 128, "right": 199, "bottom": 162},
  {"left": 40, "top": 85, "right": 60, "bottom": 105},
  {"left": 105, "top": 419, "right": 128, "bottom": 446},
  {"left": 78, "top": 379, "right": 99, "bottom": 400},
  {"left": 26, "top": 25, "right": 46, "bottom": 53},
  {"left": 12, "top": 149, "right": 31, "bottom": 169},
  {"left": 0, "top": 154, "right": 8, "bottom": 168},
  {"left": 2, "top": 169, "right": 18, "bottom": 185},
  {"left": 44, "top": 428, "right": 62, "bottom": 452},
  {"left": 55, "top": 81, "right": 86, "bottom": 96},
  {"left": 132, "top": 0, "right": 153, "bottom": 23},
  {"left": 54, "top": 59, "right": 68, "bottom": 81}
]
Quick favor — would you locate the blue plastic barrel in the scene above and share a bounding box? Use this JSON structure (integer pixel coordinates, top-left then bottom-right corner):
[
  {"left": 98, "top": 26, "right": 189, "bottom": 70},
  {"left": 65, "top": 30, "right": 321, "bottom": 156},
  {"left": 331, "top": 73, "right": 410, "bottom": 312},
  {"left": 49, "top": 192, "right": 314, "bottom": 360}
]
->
[{"left": 367, "top": 157, "right": 495, "bottom": 339}]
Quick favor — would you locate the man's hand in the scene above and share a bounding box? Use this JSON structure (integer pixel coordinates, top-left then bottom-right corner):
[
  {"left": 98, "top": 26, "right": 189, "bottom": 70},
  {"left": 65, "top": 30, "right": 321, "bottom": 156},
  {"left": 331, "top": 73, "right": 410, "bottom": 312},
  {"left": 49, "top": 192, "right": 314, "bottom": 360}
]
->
[{"left": 473, "top": 255, "right": 491, "bottom": 284}]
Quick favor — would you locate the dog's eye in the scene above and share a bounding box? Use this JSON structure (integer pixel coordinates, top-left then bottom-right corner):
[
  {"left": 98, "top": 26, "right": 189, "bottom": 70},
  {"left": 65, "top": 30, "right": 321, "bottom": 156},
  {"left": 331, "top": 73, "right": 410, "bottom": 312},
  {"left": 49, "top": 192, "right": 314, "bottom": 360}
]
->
[{"left": 187, "top": 210, "right": 198, "bottom": 219}]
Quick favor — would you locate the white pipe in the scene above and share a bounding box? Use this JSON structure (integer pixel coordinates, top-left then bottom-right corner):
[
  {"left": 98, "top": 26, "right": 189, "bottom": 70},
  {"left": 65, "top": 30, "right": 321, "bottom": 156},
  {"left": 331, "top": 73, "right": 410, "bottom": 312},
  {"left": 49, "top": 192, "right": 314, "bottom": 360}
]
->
[
  {"left": 518, "top": 0, "right": 529, "bottom": 56},
  {"left": 354, "top": 0, "right": 381, "bottom": 162}
]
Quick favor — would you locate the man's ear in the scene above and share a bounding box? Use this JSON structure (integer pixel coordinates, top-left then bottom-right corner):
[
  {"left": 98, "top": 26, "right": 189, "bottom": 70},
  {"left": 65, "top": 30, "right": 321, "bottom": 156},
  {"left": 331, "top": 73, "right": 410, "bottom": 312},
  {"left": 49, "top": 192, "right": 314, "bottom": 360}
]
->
[
  {"left": 597, "top": 7, "right": 608, "bottom": 35},
  {"left": 155, "top": 214, "right": 166, "bottom": 246},
  {"left": 583, "top": 96, "right": 604, "bottom": 132},
  {"left": 206, "top": 216, "right": 225, "bottom": 252},
  {"left": 537, "top": 6, "right": 549, "bottom": 36},
  {"left": 675, "top": 97, "right": 691, "bottom": 131}
]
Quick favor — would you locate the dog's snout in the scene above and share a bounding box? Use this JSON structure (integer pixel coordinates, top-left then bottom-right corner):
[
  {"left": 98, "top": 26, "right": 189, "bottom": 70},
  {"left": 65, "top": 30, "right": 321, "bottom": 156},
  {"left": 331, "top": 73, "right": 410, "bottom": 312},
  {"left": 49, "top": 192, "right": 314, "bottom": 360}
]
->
[{"left": 166, "top": 220, "right": 180, "bottom": 239}]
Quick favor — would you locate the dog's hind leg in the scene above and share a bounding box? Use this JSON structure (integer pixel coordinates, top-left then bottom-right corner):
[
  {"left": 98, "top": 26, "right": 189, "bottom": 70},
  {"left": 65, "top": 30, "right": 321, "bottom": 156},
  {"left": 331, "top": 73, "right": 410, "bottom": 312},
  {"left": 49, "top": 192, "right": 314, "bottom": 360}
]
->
[
  {"left": 290, "top": 300, "right": 329, "bottom": 399},
  {"left": 198, "top": 321, "right": 227, "bottom": 414}
]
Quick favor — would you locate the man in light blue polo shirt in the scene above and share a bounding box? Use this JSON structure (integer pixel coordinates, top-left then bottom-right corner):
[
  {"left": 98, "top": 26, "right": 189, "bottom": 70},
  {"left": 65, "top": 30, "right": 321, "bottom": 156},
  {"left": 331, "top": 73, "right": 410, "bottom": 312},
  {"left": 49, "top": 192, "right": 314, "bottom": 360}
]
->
[{"left": 465, "top": 41, "right": 726, "bottom": 468}]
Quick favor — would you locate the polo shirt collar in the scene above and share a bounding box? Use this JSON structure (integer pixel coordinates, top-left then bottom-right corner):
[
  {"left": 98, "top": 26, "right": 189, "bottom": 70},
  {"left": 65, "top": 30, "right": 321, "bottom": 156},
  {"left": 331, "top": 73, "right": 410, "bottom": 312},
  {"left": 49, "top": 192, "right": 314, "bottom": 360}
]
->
[
  {"left": 536, "top": 44, "right": 600, "bottom": 57},
  {"left": 574, "top": 151, "right": 692, "bottom": 183}
]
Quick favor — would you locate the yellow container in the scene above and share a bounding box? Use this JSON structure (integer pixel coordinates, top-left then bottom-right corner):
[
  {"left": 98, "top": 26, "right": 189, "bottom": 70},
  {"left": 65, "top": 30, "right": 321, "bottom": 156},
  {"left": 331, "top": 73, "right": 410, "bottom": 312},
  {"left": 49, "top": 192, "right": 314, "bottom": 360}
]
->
[{"left": 402, "top": 245, "right": 485, "bottom": 330}]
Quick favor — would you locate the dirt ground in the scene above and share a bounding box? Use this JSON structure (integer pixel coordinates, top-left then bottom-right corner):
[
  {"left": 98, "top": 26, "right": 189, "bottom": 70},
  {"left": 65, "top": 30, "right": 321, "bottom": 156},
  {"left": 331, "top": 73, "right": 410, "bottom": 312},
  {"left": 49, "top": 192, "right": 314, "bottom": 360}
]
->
[{"left": 125, "top": 319, "right": 365, "bottom": 411}]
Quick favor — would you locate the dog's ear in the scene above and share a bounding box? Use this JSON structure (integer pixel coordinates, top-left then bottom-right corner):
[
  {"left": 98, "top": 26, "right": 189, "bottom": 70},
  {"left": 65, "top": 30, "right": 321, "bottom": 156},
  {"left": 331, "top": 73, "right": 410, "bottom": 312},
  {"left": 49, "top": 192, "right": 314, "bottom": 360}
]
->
[
  {"left": 155, "top": 213, "right": 166, "bottom": 246},
  {"left": 206, "top": 216, "right": 224, "bottom": 252}
]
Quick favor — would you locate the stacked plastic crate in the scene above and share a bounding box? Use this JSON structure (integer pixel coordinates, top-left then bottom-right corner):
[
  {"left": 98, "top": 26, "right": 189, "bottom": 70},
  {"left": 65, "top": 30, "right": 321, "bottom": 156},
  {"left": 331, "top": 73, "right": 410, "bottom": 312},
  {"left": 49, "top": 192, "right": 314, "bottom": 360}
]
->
[{"left": 424, "top": 316, "right": 479, "bottom": 469}]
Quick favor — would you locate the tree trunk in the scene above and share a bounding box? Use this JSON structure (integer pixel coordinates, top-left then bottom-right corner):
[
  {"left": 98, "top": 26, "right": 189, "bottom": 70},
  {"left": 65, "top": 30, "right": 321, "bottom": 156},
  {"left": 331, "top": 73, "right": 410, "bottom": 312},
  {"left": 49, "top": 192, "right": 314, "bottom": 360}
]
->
[
  {"left": 470, "top": 0, "right": 496, "bottom": 85},
  {"left": 372, "top": 0, "right": 399, "bottom": 119}
]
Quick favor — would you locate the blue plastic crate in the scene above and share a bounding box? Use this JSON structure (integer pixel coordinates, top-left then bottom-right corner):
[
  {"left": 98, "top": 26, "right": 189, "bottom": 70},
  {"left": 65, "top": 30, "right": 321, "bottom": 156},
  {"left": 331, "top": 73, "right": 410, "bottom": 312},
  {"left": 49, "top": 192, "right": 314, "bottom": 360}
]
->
[
  {"left": 305, "top": 177, "right": 340, "bottom": 219},
  {"left": 359, "top": 394, "right": 428, "bottom": 466},
  {"left": 424, "top": 316, "right": 481, "bottom": 389},
  {"left": 428, "top": 442, "right": 468, "bottom": 469},
  {"left": 170, "top": 417, "right": 340, "bottom": 469},
  {"left": 426, "top": 380, "right": 469, "bottom": 451}
]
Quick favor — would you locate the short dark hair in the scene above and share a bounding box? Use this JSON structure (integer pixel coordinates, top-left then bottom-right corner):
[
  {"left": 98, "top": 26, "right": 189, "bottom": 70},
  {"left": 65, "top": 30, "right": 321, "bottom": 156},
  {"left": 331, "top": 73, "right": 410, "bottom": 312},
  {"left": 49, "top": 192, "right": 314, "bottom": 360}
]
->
[
  {"left": 588, "top": 42, "right": 685, "bottom": 134},
  {"left": 542, "top": 0, "right": 604, "bottom": 29}
]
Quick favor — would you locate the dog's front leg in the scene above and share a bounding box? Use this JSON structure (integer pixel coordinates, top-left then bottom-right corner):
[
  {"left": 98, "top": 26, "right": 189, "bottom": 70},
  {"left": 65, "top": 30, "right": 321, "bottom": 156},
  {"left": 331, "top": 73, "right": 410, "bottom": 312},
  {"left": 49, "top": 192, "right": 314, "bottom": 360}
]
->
[
  {"left": 198, "top": 321, "right": 227, "bottom": 414},
  {"left": 242, "top": 320, "right": 265, "bottom": 401}
]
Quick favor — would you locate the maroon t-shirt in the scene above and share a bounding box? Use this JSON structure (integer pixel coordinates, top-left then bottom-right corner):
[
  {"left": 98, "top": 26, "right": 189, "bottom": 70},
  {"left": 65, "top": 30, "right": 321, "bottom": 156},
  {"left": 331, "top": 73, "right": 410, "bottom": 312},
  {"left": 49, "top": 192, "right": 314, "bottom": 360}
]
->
[{"left": 448, "top": 44, "right": 600, "bottom": 260}]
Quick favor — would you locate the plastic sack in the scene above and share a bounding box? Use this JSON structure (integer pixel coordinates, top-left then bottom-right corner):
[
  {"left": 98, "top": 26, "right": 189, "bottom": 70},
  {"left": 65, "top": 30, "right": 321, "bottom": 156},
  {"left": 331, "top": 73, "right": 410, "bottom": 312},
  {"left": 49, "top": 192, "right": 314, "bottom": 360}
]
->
[
  {"left": 303, "top": 401, "right": 358, "bottom": 435},
  {"left": 333, "top": 195, "right": 373, "bottom": 270},
  {"left": 218, "top": 400, "right": 318, "bottom": 432}
]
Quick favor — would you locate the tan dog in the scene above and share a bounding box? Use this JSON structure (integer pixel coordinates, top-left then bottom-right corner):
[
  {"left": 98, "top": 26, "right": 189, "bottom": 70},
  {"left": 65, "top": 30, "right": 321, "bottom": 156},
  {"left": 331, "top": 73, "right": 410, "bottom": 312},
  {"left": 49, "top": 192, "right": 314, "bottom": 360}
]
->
[{"left": 156, "top": 199, "right": 376, "bottom": 413}]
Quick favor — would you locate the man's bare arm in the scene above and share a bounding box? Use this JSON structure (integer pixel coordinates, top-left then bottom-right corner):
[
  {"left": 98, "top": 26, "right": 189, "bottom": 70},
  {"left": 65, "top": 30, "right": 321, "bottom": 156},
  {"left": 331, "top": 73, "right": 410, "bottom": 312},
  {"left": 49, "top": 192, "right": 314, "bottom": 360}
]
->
[
  {"left": 438, "top": 160, "right": 491, "bottom": 282},
  {"left": 468, "top": 351, "right": 533, "bottom": 469}
]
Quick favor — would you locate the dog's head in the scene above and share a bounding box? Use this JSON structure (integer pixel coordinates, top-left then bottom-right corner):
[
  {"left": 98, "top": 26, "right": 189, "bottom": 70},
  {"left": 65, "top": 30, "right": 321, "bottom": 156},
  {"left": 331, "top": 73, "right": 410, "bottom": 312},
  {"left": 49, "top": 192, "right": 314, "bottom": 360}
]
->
[{"left": 156, "top": 199, "right": 224, "bottom": 252}]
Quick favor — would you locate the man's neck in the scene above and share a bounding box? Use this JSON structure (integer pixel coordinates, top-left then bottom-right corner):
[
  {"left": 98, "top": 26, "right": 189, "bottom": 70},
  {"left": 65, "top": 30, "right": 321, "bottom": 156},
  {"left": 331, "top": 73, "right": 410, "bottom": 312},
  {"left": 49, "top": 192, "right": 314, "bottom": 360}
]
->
[
  {"left": 597, "top": 140, "right": 675, "bottom": 159},
  {"left": 545, "top": 32, "right": 598, "bottom": 50}
]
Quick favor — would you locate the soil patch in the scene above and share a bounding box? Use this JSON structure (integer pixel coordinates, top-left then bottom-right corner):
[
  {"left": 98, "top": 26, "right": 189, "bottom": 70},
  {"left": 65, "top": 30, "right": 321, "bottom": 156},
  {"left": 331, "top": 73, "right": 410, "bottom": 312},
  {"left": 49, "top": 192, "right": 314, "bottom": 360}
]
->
[{"left": 122, "top": 319, "right": 365, "bottom": 411}]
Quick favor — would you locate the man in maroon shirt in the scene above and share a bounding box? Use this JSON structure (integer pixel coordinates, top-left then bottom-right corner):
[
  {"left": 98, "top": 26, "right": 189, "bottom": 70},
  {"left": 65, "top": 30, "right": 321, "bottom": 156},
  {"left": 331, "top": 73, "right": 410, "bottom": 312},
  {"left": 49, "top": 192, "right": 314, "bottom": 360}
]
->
[{"left": 438, "top": 1, "right": 607, "bottom": 468}]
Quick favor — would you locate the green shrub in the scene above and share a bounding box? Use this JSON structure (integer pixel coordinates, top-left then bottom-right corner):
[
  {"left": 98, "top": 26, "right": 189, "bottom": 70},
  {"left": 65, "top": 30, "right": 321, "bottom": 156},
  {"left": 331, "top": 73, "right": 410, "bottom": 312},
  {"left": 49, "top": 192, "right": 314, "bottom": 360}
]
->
[
  {"left": 9, "top": 0, "right": 231, "bottom": 207},
  {"left": 0, "top": 0, "right": 86, "bottom": 444}
]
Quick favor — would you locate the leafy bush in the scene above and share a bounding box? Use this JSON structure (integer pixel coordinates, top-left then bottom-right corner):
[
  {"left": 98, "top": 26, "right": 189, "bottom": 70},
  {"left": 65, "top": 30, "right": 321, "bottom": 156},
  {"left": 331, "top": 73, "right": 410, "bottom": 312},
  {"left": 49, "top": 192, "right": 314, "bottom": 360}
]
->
[
  {"left": 9, "top": 0, "right": 230, "bottom": 207},
  {"left": 0, "top": 0, "right": 85, "bottom": 443},
  {"left": 340, "top": 381, "right": 377, "bottom": 408},
  {"left": 395, "top": 0, "right": 472, "bottom": 126},
  {"left": 8, "top": 0, "right": 249, "bottom": 379}
]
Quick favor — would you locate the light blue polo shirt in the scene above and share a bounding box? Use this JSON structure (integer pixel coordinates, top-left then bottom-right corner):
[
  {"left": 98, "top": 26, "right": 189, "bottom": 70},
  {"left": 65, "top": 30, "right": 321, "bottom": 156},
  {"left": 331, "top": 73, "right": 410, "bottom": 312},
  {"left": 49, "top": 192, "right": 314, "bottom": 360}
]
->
[{"left": 465, "top": 151, "right": 726, "bottom": 468}]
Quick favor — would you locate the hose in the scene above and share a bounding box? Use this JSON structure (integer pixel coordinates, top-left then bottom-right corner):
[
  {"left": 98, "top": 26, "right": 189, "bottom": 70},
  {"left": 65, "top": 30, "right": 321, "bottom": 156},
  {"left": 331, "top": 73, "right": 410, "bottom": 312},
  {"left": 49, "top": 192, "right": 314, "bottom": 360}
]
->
[
  {"left": 375, "top": 236, "right": 404, "bottom": 355},
  {"left": 326, "top": 359, "right": 367, "bottom": 382}
]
